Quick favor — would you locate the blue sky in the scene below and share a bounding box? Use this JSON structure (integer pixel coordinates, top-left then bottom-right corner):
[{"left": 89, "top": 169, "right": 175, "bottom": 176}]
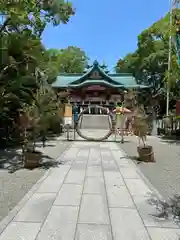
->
[{"left": 42, "top": 0, "right": 169, "bottom": 71}]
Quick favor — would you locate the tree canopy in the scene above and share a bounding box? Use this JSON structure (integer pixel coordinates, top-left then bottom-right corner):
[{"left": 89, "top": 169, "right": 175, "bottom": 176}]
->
[
  {"left": 0, "top": 0, "right": 76, "bottom": 147},
  {"left": 46, "top": 46, "right": 88, "bottom": 74},
  {"left": 115, "top": 9, "right": 180, "bottom": 105}
]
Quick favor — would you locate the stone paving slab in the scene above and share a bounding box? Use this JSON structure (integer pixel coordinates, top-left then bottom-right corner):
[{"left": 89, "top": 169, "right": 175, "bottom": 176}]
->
[
  {"left": 64, "top": 169, "right": 86, "bottom": 184},
  {"left": 79, "top": 194, "right": 109, "bottom": 224},
  {"left": 110, "top": 207, "right": 151, "bottom": 240},
  {"left": 0, "top": 134, "right": 180, "bottom": 240},
  {"left": 37, "top": 166, "right": 70, "bottom": 193},
  {"left": 84, "top": 176, "right": 105, "bottom": 194},
  {"left": 14, "top": 193, "right": 56, "bottom": 222},
  {"left": 36, "top": 206, "right": 79, "bottom": 240},
  {"left": 75, "top": 224, "right": 112, "bottom": 240},
  {"left": 54, "top": 184, "right": 83, "bottom": 206},
  {"left": 0, "top": 222, "right": 41, "bottom": 240},
  {"left": 106, "top": 185, "right": 135, "bottom": 208}
]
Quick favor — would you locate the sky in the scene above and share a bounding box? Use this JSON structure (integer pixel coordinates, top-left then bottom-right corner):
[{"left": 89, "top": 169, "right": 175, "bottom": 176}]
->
[{"left": 42, "top": 0, "right": 170, "bottom": 72}]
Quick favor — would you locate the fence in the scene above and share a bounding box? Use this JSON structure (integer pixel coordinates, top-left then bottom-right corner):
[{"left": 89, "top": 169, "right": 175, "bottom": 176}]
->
[{"left": 156, "top": 117, "right": 180, "bottom": 135}]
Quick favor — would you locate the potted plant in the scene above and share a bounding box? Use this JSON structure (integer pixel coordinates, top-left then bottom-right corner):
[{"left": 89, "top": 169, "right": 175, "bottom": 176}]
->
[
  {"left": 133, "top": 110, "right": 155, "bottom": 162},
  {"left": 24, "top": 145, "right": 42, "bottom": 169},
  {"left": 19, "top": 104, "right": 42, "bottom": 169}
]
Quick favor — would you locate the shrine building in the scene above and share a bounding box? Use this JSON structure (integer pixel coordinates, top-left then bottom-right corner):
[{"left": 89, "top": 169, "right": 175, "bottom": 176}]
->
[{"left": 52, "top": 60, "right": 148, "bottom": 113}]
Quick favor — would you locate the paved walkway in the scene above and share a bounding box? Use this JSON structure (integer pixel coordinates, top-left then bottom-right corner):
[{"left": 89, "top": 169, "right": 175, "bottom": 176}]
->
[
  {"left": 0, "top": 137, "right": 71, "bottom": 222},
  {"left": 0, "top": 139, "right": 180, "bottom": 239},
  {"left": 119, "top": 135, "right": 180, "bottom": 199}
]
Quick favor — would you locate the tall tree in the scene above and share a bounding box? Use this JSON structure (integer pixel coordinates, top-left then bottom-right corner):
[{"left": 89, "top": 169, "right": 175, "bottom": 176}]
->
[
  {"left": 0, "top": 0, "right": 75, "bottom": 35},
  {"left": 0, "top": 0, "right": 75, "bottom": 146},
  {"left": 115, "top": 9, "right": 180, "bottom": 100},
  {"left": 57, "top": 46, "right": 88, "bottom": 73}
]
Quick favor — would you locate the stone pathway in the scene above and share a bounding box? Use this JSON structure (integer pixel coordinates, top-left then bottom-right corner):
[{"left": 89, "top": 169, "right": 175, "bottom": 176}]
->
[
  {"left": 0, "top": 139, "right": 180, "bottom": 240},
  {"left": 0, "top": 136, "right": 71, "bottom": 223},
  {"left": 119, "top": 135, "right": 180, "bottom": 199}
]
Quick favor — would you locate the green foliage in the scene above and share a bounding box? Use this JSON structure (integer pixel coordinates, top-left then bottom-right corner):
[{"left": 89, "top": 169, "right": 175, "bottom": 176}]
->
[
  {"left": 0, "top": 0, "right": 75, "bottom": 147},
  {"left": 115, "top": 9, "right": 180, "bottom": 107},
  {"left": 0, "top": 0, "right": 75, "bottom": 36},
  {"left": 24, "top": 85, "right": 63, "bottom": 149},
  {"left": 40, "top": 46, "right": 88, "bottom": 84},
  {"left": 56, "top": 46, "right": 89, "bottom": 73}
]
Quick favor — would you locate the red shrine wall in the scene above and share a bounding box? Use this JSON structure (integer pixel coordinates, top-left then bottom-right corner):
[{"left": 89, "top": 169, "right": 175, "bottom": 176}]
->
[
  {"left": 70, "top": 92, "right": 122, "bottom": 102},
  {"left": 58, "top": 85, "right": 122, "bottom": 102}
]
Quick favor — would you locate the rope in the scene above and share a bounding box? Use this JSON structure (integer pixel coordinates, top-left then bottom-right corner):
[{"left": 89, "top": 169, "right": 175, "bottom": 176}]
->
[
  {"left": 137, "top": 146, "right": 154, "bottom": 157},
  {"left": 75, "top": 105, "right": 113, "bottom": 141},
  {"left": 138, "top": 150, "right": 154, "bottom": 156}
]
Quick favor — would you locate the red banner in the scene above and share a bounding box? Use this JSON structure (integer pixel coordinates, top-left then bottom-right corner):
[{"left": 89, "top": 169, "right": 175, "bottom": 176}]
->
[{"left": 176, "top": 100, "right": 180, "bottom": 115}]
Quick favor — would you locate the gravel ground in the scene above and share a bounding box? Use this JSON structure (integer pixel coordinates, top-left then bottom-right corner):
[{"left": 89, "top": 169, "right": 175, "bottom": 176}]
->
[
  {"left": 119, "top": 135, "right": 180, "bottom": 200},
  {"left": 0, "top": 137, "right": 71, "bottom": 222}
]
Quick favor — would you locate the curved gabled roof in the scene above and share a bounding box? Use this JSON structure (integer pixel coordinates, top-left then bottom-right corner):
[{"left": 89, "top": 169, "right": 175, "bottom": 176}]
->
[
  {"left": 69, "top": 80, "right": 124, "bottom": 88},
  {"left": 52, "top": 78, "right": 148, "bottom": 89},
  {"left": 69, "top": 60, "right": 119, "bottom": 85},
  {"left": 52, "top": 60, "right": 149, "bottom": 89}
]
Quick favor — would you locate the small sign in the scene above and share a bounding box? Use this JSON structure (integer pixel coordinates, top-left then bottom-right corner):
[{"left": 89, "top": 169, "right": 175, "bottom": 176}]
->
[
  {"left": 64, "top": 103, "right": 72, "bottom": 117},
  {"left": 85, "top": 97, "right": 103, "bottom": 101},
  {"left": 64, "top": 117, "right": 72, "bottom": 126},
  {"left": 86, "top": 85, "right": 105, "bottom": 91},
  {"left": 89, "top": 70, "right": 102, "bottom": 79}
]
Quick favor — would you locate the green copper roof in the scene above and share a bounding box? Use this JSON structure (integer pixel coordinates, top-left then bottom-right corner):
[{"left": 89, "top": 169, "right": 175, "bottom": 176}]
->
[
  {"left": 68, "top": 80, "right": 123, "bottom": 88},
  {"left": 52, "top": 60, "right": 148, "bottom": 89}
]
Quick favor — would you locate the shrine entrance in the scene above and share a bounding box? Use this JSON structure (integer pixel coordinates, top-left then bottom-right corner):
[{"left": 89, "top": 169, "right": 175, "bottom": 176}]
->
[
  {"left": 63, "top": 104, "right": 125, "bottom": 142},
  {"left": 76, "top": 105, "right": 113, "bottom": 141},
  {"left": 57, "top": 61, "right": 149, "bottom": 142}
]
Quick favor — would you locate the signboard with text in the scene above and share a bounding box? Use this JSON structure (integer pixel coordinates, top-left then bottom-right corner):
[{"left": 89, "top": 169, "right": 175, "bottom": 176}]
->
[
  {"left": 85, "top": 85, "right": 105, "bottom": 91},
  {"left": 85, "top": 96, "right": 105, "bottom": 101}
]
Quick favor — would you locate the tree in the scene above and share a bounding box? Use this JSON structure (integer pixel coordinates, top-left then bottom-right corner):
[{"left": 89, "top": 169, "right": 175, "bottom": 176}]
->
[
  {"left": 115, "top": 53, "right": 139, "bottom": 75},
  {"left": 57, "top": 46, "right": 88, "bottom": 73},
  {"left": 0, "top": 0, "right": 75, "bottom": 147},
  {"left": 115, "top": 8, "right": 180, "bottom": 111},
  {"left": 0, "top": 0, "right": 75, "bottom": 36}
]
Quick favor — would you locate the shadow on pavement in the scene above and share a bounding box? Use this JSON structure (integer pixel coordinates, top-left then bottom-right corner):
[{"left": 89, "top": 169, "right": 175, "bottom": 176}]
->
[
  {"left": 120, "top": 155, "right": 143, "bottom": 164},
  {"left": 0, "top": 145, "right": 61, "bottom": 173},
  {"left": 159, "top": 136, "right": 180, "bottom": 146},
  {"left": 39, "top": 157, "right": 63, "bottom": 170},
  {"left": 0, "top": 149, "right": 21, "bottom": 171},
  {"left": 60, "top": 139, "right": 130, "bottom": 143}
]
